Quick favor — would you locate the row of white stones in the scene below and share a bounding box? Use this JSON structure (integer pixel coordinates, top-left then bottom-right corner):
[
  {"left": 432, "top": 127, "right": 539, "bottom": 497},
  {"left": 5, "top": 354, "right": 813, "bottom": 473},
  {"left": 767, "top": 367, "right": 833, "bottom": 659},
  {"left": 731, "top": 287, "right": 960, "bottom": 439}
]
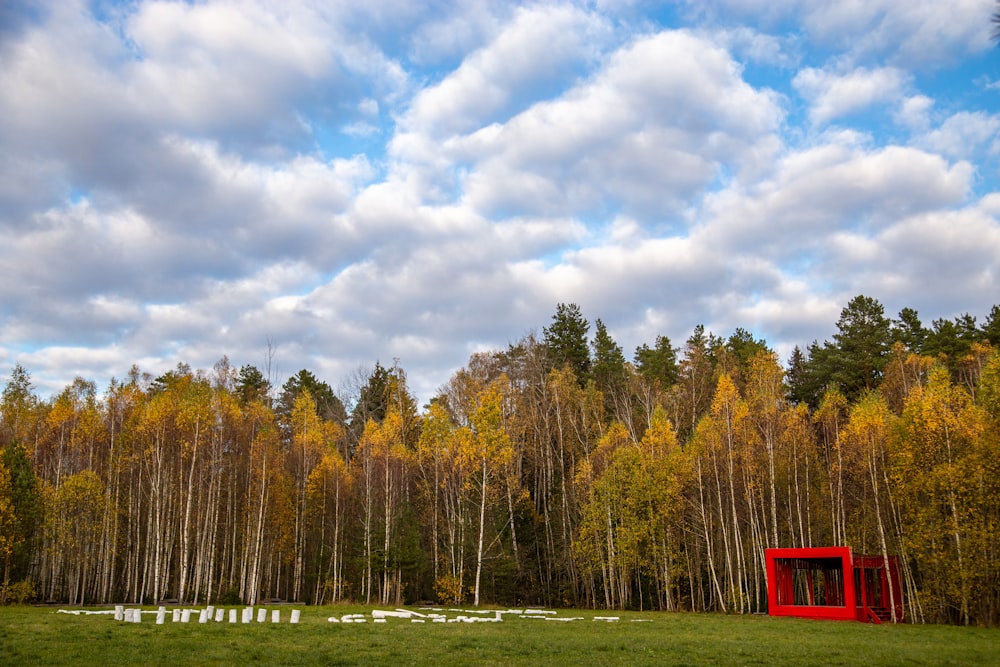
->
[
  {"left": 327, "top": 608, "right": 625, "bottom": 623},
  {"left": 58, "top": 606, "right": 301, "bottom": 624}
]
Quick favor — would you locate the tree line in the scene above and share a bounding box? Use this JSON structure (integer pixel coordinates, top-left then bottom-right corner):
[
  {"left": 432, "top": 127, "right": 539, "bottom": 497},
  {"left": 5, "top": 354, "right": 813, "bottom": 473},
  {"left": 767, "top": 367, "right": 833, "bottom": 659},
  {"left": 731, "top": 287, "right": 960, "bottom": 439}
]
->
[{"left": 1, "top": 296, "right": 999, "bottom": 625}]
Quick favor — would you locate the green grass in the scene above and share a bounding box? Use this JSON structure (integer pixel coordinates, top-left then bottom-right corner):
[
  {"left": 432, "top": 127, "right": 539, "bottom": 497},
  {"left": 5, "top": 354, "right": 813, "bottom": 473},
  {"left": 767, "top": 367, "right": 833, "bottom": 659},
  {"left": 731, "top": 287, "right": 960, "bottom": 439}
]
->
[{"left": 1, "top": 605, "right": 998, "bottom": 666}]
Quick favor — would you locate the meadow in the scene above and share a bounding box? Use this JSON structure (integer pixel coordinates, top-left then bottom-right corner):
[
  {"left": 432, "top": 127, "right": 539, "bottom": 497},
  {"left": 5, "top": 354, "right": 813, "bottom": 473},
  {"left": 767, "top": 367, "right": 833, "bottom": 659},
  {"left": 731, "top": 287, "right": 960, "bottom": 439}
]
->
[{"left": 1, "top": 605, "right": 998, "bottom": 666}]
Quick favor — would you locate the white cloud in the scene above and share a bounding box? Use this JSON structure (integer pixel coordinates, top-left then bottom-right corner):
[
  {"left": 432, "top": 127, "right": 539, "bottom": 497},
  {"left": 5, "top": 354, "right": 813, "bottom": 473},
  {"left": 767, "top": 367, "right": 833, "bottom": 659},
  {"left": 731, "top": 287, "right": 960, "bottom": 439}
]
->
[
  {"left": 895, "top": 95, "right": 934, "bottom": 132},
  {"left": 697, "top": 0, "right": 995, "bottom": 66},
  {"left": 1, "top": 1, "right": 998, "bottom": 404},
  {"left": 916, "top": 111, "right": 1000, "bottom": 161},
  {"left": 401, "top": 5, "right": 612, "bottom": 140},
  {"left": 794, "top": 66, "right": 908, "bottom": 127},
  {"left": 451, "top": 29, "right": 783, "bottom": 219}
]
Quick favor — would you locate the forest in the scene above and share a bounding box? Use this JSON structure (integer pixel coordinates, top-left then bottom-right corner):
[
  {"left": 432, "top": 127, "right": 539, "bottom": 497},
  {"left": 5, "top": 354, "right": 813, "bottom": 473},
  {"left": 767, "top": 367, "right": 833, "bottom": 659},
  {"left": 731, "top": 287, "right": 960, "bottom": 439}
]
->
[{"left": 1, "top": 295, "right": 999, "bottom": 626}]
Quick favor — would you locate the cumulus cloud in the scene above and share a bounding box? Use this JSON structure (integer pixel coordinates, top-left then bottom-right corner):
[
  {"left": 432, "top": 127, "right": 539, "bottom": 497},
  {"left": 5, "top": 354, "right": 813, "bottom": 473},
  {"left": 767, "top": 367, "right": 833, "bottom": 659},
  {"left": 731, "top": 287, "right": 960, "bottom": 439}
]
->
[
  {"left": 1, "top": 0, "right": 998, "bottom": 403},
  {"left": 916, "top": 111, "right": 1000, "bottom": 161},
  {"left": 794, "top": 66, "right": 908, "bottom": 127},
  {"left": 451, "top": 29, "right": 783, "bottom": 220},
  {"left": 695, "top": 0, "right": 995, "bottom": 66}
]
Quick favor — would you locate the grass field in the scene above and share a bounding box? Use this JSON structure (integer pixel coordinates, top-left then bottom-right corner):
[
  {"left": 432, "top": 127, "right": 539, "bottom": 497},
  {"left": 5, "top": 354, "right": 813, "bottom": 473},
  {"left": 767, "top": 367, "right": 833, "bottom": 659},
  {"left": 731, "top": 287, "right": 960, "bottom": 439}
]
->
[{"left": 1, "top": 604, "right": 998, "bottom": 666}]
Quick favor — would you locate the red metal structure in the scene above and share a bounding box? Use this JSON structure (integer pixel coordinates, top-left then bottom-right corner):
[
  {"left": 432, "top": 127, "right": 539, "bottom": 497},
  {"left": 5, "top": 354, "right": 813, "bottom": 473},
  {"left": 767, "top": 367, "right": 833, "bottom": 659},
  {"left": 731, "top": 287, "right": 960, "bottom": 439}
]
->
[{"left": 765, "top": 546, "right": 903, "bottom": 623}]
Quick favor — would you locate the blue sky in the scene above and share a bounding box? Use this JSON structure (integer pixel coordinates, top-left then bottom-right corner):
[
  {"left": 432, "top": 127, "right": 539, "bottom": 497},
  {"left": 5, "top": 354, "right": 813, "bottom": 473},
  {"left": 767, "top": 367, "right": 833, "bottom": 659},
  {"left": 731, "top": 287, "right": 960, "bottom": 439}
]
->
[{"left": 1, "top": 0, "right": 999, "bottom": 404}]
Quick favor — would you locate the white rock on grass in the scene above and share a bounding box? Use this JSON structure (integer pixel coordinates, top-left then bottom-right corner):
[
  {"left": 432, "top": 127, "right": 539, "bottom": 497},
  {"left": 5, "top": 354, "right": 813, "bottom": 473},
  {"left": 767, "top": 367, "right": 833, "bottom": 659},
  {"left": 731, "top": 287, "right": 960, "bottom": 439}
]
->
[
  {"left": 290, "top": 609, "right": 301, "bottom": 624},
  {"left": 257, "top": 608, "right": 267, "bottom": 623},
  {"left": 272, "top": 610, "right": 280, "bottom": 623}
]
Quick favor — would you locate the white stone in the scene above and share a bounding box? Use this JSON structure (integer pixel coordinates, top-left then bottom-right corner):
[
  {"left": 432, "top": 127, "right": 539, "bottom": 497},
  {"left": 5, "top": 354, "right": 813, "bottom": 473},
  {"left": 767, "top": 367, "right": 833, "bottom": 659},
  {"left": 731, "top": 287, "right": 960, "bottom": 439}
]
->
[
  {"left": 399, "top": 608, "right": 425, "bottom": 618},
  {"left": 290, "top": 609, "right": 301, "bottom": 624},
  {"left": 327, "top": 617, "right": 340, "bottom": 623},
  {"left": 156, "top": 609, "right": 166, "bottom": 625},
  {"left": 272, "top": 610, "right": 280, "bottom": 623},
  {"left": 172, "top": 609, "right": 181, "bottom": 623},
  {"left": 215, "top": 608, "right": 224, "bottom": 622},
  {"left": 257, "top": 608, "right": 267, "bottom": 623},
  {"left": 181, "top": 609, "right": 191, "bottom": 623},
  {"left": 199, "top": 609, "right": 209, "bottom": 623},
  {"left": 374, "top": 618, "right": 387, "bottom": 623},
  {"left": 132, "top": 608, "right": 141, "bottom": 623},
  {"left": 206, "top": 605, "right": 214, "bottom": 617},
  {"left": 114, "top": 605, "right": 124, "bottom": 621},
  {"left": 229, "top": 609, "right": 238, "bottom": 623},
  {"left": 242, "top": 607, "right": 253, "bottom": 623}
]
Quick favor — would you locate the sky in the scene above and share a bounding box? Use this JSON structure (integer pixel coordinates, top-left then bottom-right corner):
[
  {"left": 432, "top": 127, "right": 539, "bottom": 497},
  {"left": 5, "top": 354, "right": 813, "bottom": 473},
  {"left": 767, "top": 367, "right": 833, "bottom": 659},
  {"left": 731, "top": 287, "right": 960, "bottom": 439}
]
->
[{"left": 1, "top": 0, "right": 999, "bottom": 405}]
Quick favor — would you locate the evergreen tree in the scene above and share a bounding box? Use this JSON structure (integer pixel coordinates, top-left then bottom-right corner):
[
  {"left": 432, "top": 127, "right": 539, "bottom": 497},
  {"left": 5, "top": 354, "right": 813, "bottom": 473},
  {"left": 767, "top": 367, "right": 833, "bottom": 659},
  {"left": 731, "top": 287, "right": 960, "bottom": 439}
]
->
[
  {"left": 349, "top": 362, "right": 393, "bottom": 434},
  {"left": 279, "top": 369, "right": 346, "bottom": 425},
  {"left": 830, "top": 294, "right": 892, "bottom": 401},
  {"left": 591, "top": 320, "right": 627, "bottom": 394},
  {"left": 892, "top": 307, "right": 927, "bottom": 352},
  {"left": 543, "top": 303, "right": 591, "bottom": 384},
  {"left": 982, "top": 305, "right": 1000, "bottom": 346},
  {"left": 236, "top": 365, "right": 271, "bottom": 405},
  {"left": 785, "top": 345, "right": 808, "bottom": 405},
  {"left": 634, "top": 335, "right": 679, "bottom": 388}
]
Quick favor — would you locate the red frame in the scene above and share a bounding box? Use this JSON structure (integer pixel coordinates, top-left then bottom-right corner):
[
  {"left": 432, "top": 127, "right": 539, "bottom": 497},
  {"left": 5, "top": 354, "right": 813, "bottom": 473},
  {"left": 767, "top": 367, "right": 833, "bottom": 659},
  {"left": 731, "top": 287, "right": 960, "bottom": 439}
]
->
[{"left": 765, "top": 547, "right": 903, "bottom": 623}]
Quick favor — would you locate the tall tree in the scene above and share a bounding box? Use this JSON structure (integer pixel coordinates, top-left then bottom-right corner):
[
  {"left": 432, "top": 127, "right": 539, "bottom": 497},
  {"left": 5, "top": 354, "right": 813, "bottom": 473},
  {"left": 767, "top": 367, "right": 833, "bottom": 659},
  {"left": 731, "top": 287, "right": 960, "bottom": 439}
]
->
[
  {"left": 634, "top": 335, "right": 679, "bottom": 388},
  {"left": 831, "top": 295, "right": 892, "bottom": 400},
  {"left": 349, "top": 362, "right": 393, "bottom": 444},
  {"left": 785, "top": 346, "right": 809, "bottom": 405},
  {"left": 892, "top": 307, "right": 928, "bottom": 352},
  {"left": 0, "top": 441, "right": 42, "bottom": 588},
  {"left": 981, "top": 305, "right": 1000, "bottom": 346},
  {"left": 279, "top": 369, "right": 346, "bottom": 426},
  {"left": 236, "top": 365, "right": 271, "bottom": 405},
  {"left": 467, "top": 380, "right": 514, "bottom": 606},
  {"left": 591, "top": 319, "right": 628, "bottom": 423},
  {"left": 0, "top": 460, "right": 18, "bottom": 601},
  {"left": 543, "top": 303, "right": 591, "bottom": 384}
]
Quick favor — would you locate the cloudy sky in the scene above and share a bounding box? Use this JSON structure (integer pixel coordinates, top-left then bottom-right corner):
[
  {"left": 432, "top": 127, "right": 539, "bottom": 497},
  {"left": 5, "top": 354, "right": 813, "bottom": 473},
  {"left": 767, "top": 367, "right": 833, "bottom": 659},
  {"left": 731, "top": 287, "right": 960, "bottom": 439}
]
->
[{"left": 2, "top": 0, "right": 999, "bottom": 403}]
